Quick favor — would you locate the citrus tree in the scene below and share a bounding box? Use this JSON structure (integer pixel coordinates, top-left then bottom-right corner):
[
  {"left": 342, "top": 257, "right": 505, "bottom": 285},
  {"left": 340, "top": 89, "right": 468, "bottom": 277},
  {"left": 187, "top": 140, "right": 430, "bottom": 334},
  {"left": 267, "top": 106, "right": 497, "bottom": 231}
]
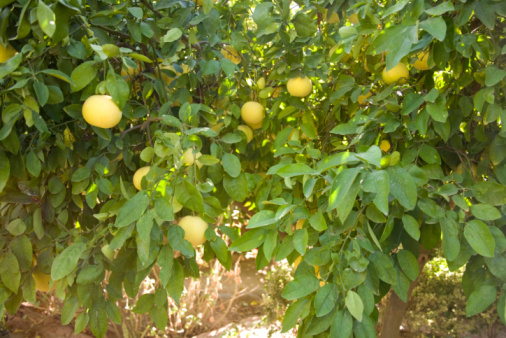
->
[{"left": 0, "top": 0, "right": 505, "bottom": 336}]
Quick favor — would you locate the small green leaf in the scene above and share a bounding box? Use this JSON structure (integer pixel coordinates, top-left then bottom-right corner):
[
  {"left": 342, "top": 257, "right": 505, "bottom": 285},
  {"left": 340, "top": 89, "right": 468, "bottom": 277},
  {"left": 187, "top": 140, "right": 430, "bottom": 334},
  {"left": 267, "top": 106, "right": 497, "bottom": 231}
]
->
[
  {"left": 37, "top": 0, "right": 56, "bottom": 37},
  {"left": 464, "top": 220, "right": 495, "bottom": 258},
  {"left": 420, "top": 16, "right": 446, "bottom": 41},
  {"left": 397, "top": 250, "right": 419, "bottom": 281},
  {"left": 277, "top": 163, "right": 315, "bottom": 178},
  {"left": 314, "top": 284, "right": 338, "bottom": 317},
  {"left": 229, "top": 228, "right": 267, "bottom": 252},
  {"left": 282, "top": 274, "right": 320, "bottom": 300},
  {"left": 387, "top": 166, "right": 417, "bottom": 210},
  {"left": 51, "top": 243, "right": 86, "bottom": 280},
  {"left": 222, "top": 153, "right": 242, "bottom": 178},
  {"left": 402, "top": 214, "right": 420, "bottom": 240},
  {"left": 115, "top": 192, "right": 150, "bottom": 227},
  {"left": 471, "top": 204, "right": 501, "bottom": 221},
  {"left": 309, "top": 210, "right": 327, "bottom": 231},
  {"left": 70, "top": 61, "right": 97, "bottom": 92},
  {"left": 466, "top": 285, "right": 497, "bottom": 317},
  {"left": 345, "top": 290, "right": 364, "bottom": 322},
  {"left": 281, "top": 298, "right": 310, "bottom": 333},
  {"left": 247, "top": 210, "right": 276, "bottom": 229}
]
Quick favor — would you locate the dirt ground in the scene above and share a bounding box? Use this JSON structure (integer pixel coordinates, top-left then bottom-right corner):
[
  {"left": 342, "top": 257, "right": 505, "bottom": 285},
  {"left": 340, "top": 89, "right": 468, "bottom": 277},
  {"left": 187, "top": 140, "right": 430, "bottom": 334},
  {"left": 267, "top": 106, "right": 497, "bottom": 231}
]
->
[{"left": 1, "top": 258, "right": 286, "bottom": 338}]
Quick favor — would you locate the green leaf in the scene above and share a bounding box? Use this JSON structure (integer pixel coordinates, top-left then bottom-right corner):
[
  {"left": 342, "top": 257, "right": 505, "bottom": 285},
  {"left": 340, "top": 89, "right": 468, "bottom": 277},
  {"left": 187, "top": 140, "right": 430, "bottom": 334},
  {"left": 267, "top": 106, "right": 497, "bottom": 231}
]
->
[
  {"left": 162, "top": 28, "right": 182, "bottom": 43},
  {"left": 37, "top": 0, "right": 56, "bottom": 37},
  {"left": 485, "top": 65, "right": 506, "bottom": 87},
  {"left": 105, "top": 300, "right": 122, "bottom": 325},
  {"left": 309, "top": 210, "right": 327, "bottom": 231},
  {"left": 61, "top": 296, "right": 79, "bottom": 325},
  {"left": 472, "top": 182, "right": 506, "bottom": 206},
  {"left": 0, "top": 53, "right": 23, "bottom": 80},
  {"left": 222, "top": 153, "right": 242, "bottom": 178},
  {"left": 247, "top": 210, "right": 276, "bottom": 229},
  {"left": 369, "top": 252, "right": 397, "bottom": 285},
  {"left": 330, "top": 310, "right": 353, "bottom": 338},
  {"left": 281, "top": 298, "right": 310, "bottom": 333},
  {"left": 6, "top": 219, "right": 26, "bottom": 236},
  {"left": 356, "top": 145, "right": 382, "bottom": 168},
  {"left": 345, "top": 290, "right": 363, "bottom": 322},
  {"left": 362, "top": 170, "right": 390, "bottom": 215},
  {"left": 466, "top": 285, "right": 497, "bottom": 317},
  {"left": 150, "top": 304, "right": 168, "bottom": 330},
  {"left": 293, "top": 229, "right": 308, "bottom": 255},
  {"left": 158, "top": 245, "right": 174, "bottom": 288},
  {"left": 89, "top": 302, "right": 108, "bottom": 338},
  {"left": 167, "top": 226, "right": 194, "bottom": 257},
  {"left": 426, "top": 97, "right": 448, "bottom": 123},
  {"left": 425, "top": 2, "right": 454, "bottom": 15},
  {"left": 70, "top": 61, "right": 97, "bottom": 92},
  {"left": 471, "top": 204, "right": 501, "bottom": 221},
  {"left": 387, "top": 166, "right": 417, "bottom": 210},
  {"left": 223, "top": 172, "right": 248, "bottom": 202},
  {"left": 474, "top": 1, "right": 495, "bottom": 29},
  {"left": 105, "top": 67, "right": 129, "bottom": 110},
  {"left": 229, "top": 228, "right": 266, "bottom": 252},
  {"left": 166, "top": 261, "right": 184, "bottom": 303},
  {"left": 277, "top": 163, "right": 315, "bottom": 178},
  {"left": 314, "top": 284, "right": 338, "bottom": 317},
  {"left": 402, "top": 92, "right": 424, "bottom": 115},
  {"left": 397, "top": 250, "right": 419, "bottom": 281},
  {"left": 419, "top": 144, "right": 441, "bottom": 164},
  {"left": 51, "top": 243, "right": 86, "bottom": 280},
  {"left": 155, "top": 197, "right": 174, "bottom": 221},
  {"left": 402, "top": 214, "right": 420, "bottom": 240},
  {"left": 292, "top": 13, "right": 317, "bottom": 37},
  {"left": 440, "top": 217, "right": 461, "bottom": 261},
  {"left": 175, "top": 178, "right": 204, "bottom": 213},
  {"left": 74, "top": 312, "right": 89, "bottom": 335},
  {"left": 316, "top": 152, "right": 358, "bottom": 173},
  {"left": 328, "top": 167, "right": 361, "bottom": 222},
  {"left": 41, "top": 69, "right": 74, "bottom": 84},
  {"left": 420, "top": 17, "right": 447, "bottom": 41},
  {"left": 115, "top": 192, "right": 150, "bottom": 227},
  {"left": 77, "top": 265, "right": 104, "bottom": 285},
  {"left": 282, "top": 274, "right": 320, "bottom": 300},
  {"left": 0, "top": 151, "right": 10, "bottom": 193},
  {"left": 0, "top": 252, "right": 21, "bottom": 292},
  {"left": 464, "top": 220, "right": 495, "bottom": 258},
  {"left": 210, "top": 237, "right": 230, "bottom": 267}
]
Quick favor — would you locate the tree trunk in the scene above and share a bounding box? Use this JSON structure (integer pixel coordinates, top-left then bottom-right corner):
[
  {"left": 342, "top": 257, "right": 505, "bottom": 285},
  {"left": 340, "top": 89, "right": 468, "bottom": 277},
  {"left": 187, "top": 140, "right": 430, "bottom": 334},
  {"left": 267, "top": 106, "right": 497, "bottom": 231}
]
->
[{"left": 379, "top": 246, "right": 430, "bottom": 338}]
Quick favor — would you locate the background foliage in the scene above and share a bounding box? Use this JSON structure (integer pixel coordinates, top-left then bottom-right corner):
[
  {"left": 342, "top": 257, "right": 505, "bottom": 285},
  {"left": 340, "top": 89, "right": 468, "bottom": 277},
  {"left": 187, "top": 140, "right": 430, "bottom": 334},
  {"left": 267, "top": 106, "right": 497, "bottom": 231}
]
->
[{"left": 0, "top": 0, "right": 505, "bottom": 336}]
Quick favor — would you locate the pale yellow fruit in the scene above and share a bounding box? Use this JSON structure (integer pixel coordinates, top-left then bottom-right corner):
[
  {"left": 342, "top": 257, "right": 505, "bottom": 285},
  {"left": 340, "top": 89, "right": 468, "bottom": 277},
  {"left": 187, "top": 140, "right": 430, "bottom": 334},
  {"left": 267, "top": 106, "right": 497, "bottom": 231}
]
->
[
  {"left": 348, "top": 13, "right": 359, "bottom": 24},
  {"left": 33, "top": 268, "right": 52, "bottom": 292},
  {"left": 173, "top": 198, "right": 183, "bottom": 213},
  {"left": 237, "top": 125, "right": 253, "bottom": 143},
  {"left": 413, "top": 50, "right": 430, "bottom": 71},
  {"left": 211, "top": 122, "right": 224, "bottom": 132},
  {"left": 221, "top": 46, "right": 241, "bottom": 64},
  {"left": 324, "top": 9, "right": 340, "bottom": 24},
  {"left": 133, "top": 166, "right": 151, "bottom": 190},
  {"left": 197, "top": 0, "right": 217, "bottom": 5},
  {"left": 178, "top": 215, "right": 208, "bottom": 247},
  {"left": 295, "top": 219, "right": 304, "bottom": 230},
  {"left": 183, "top": 148, "right": 203, "bottom": 168},
  {"left": 241, "top": 101, "right": 265, "bottom": 129},
  {"left": 121, "top": 64, "right": 140, "bottom": 77},
  {"left": 287, "top": 76, "right": 312, "bottom": 97},
  {"left": 294, "top": 256, "right": 302, "bottom": 269},
  {"left": 82, "top": 95, "right": 122, "bottom": 128},
  {"left": 157, "top": 64, "right": 190, "bottom": 86},
  {"left": 380, "top": 140, "right": 391, "bottom": 152},
  {"left": 357, "top": 92, "right": 372, "bottom": 105},
  {"left": 272, "top": 87, "right": 282, "bottom": 98},
  {"left": 257, "top": 77, "right": 266, "bottom": 89},
  {"left": 0, "top": 44, "right": 17, "bottom": 63},
  {"left": 382, "top": 63, "right": 409, "bottom": 85}
]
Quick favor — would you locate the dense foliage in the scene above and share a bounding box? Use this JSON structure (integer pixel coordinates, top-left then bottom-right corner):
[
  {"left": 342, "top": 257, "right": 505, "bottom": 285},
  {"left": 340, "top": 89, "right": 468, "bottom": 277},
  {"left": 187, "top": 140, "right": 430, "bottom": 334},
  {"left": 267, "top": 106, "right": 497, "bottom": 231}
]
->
[{"left": 0, "top": 0, "right": 505, "bottom": 336}]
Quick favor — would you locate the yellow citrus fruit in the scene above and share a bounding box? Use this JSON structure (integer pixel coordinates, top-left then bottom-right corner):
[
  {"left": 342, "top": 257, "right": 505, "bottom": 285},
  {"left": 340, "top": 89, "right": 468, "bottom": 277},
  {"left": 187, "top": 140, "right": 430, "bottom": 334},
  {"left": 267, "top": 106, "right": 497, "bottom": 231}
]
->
[
  {"left": 382, "top": 63, "right": 409, "bottom": 85},
  {"left": 221, "top": 46, "right": 241, "bottom": 64},
  {"left": 257, "top": 77, "right": 266, "bottom": 89},
  {"left": 157, "top": 64, "right": 190, "bottom": 86},
  {"left": 295, "top": 219, "right": 304, "bottom": 230},
  {"left": 178, "top": 215, "right": 208, "bottom": 247},
  {"left": 357, "top": 92, "right": 372, "bottom": 105},
  {"left": 241, "top": 101, "right": 265, "bottom": 129},
  {"left": 380, "top": 140, "right": 391, "bottom": 152},
  {"left": 33, "top": 267, "right": 52, "bottom": 292},
  {"left": 272, "top": 86, "right": 282, "bottom": 98},
  {"left": 183, "top": 148, "right": 203, "bottom": 168},
  {"left": 324, "top": 9, "right": 340, "bottom": 24},
  {"left": 237, "top": 125, "right": 253, "bottom": 143},
  {"left": 133, "top": 166, "right": 151, "bottom": 190},
  {"left": 0, "top": 43, "right": 17, "bottom": 63},
  {"left": 412, "top": 50, "right": 430, "bottom": 71},
  {"left": 211, "top": 122, "right": 224, "bottom": 132},
  {"left": 173, "top": 198, "right": 183, "bottom": 213},
  {"left": 348, "top": 13, "right": 359, "bottom": 24},
  {"left": 287, "top": 76, "right": 312, "bottom": 97},
  {"left": 294, "top": 256, "right": 302, "bottom": 269},
  {"left": 82, "top": 95, "right": 122, "bottom": 128}
]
